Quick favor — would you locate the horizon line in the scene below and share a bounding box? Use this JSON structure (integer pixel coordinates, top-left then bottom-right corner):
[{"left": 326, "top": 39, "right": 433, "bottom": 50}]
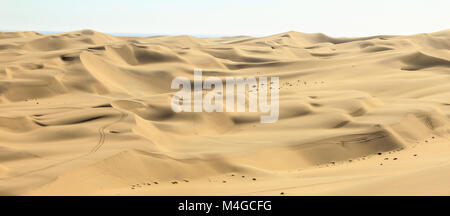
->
[{"left": 1, "top": 28, "right": 449, "bottom": 39}]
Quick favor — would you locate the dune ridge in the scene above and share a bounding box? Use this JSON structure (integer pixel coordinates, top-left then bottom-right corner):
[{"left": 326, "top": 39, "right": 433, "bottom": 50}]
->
[{"left": 0, "top": 29, "right": 449, "bottom": 195}]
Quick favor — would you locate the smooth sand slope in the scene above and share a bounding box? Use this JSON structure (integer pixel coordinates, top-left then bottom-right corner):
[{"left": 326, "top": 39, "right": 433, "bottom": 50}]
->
[{"left": 0, "top": 29, "right": 449, "bottom": 195}]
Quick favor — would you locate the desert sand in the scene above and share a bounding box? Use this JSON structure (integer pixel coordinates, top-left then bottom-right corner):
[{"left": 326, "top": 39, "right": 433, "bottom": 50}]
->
[{"left": 0, "top": 29, "right": 449, "bottom": 195}]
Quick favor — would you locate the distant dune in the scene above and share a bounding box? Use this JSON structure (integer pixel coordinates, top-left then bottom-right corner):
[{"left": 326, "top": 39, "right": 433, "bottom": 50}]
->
[{"left": 0, "top": 29, "right": 449, "bottom": 195}]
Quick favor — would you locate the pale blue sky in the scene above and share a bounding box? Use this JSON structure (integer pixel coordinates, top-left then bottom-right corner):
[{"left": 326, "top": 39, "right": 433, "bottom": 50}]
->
[{"left": 1, "top": 0, "right": 449, "bottom": 37}]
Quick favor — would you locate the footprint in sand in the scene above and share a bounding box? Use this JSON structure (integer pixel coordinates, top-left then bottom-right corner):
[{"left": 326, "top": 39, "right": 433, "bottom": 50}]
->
[{"left": 130, "top": 181, "right": 156, "bottom": 189}]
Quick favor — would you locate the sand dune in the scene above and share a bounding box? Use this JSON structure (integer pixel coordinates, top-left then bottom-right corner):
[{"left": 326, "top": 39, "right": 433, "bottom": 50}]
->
[{"left": 0, "top": 29, "right": 449, "bottom": 195}]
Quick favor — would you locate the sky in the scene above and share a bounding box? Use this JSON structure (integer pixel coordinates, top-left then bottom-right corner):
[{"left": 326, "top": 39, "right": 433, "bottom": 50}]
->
[{"left": 1, "top": 0, "right": 449, "bottom": 37}]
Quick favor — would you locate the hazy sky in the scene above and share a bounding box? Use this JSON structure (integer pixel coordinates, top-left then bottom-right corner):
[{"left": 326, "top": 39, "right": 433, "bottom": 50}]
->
[{"left": 1, "top": 0, "right": 449, "bottom": 37}]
